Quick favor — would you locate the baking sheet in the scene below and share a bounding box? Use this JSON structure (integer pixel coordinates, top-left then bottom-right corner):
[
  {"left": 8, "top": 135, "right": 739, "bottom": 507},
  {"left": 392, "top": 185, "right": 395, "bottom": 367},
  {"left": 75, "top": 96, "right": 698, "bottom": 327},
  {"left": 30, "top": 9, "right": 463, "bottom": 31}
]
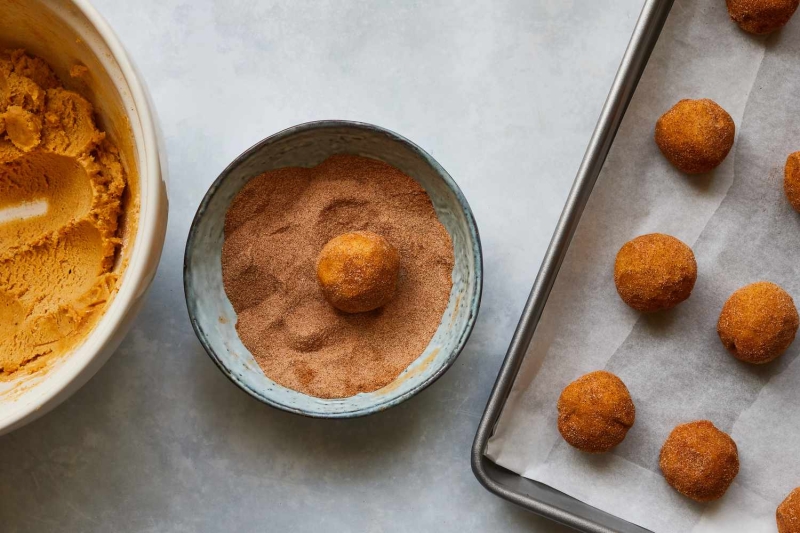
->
[{"left": 485, "top": 0, "right": 800, "bottom": 531}]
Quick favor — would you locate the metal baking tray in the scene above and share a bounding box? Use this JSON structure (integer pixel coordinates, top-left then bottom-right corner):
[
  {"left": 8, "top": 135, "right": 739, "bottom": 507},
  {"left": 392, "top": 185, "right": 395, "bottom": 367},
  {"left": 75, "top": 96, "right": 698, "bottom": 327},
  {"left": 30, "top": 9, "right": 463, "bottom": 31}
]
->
[{"left": 471, "top": 0, "right": 674, "bottom": 531}]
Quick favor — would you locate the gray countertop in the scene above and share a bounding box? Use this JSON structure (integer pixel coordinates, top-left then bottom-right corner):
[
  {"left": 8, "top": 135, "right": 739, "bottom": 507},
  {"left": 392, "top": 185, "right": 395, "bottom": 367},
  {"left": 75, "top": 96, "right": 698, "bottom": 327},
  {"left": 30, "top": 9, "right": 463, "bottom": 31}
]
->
[{"left": 0, "top": 1, "right": 641, "bottom": 531}]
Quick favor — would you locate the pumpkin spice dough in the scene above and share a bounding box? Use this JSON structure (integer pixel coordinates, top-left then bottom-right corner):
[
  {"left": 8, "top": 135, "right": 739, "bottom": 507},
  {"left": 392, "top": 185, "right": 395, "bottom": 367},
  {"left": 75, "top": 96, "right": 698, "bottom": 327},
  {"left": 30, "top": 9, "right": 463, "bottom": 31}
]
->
[
  {"left": 221, "top": 155, "right": 454, "bottom": 399},
  {"left": 717, "top": 281, "right": 799, "bottom": 364},
  {"left": 0, "top": 50, "right": 127, "bottom": 376},
  {"left": 557, "top": 370, "right": 636, "bottom": 453},
  {"left": 778, "top": 487, "right": 800, "bottom": 533},
  {"left": 614, "top": 233, "right": 697, "bottom": 312},
  {"left": 655, "top": 98, "right": 735, "bottom": 174},
  {"left": 659, "top": 420, "right": 740, "bottom": 502}
]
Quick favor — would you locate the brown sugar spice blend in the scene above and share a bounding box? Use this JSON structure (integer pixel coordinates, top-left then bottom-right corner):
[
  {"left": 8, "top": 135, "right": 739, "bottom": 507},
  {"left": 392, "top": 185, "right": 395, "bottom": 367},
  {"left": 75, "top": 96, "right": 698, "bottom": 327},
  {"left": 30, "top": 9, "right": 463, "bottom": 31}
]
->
[{"left": 221, "top": 155, "right": 454, "bottom": 398}]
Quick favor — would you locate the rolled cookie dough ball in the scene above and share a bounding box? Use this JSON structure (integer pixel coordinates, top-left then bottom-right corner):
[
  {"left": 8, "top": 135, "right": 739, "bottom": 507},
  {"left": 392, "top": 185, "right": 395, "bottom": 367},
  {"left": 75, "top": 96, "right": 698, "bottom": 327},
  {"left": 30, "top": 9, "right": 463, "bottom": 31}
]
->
[
  {"left": 717, "top": 281, "right": 799, "bottom": 364},
  {"left": 655, "top": 99, "right": 735, "bottom": 174},
  {"left": 659, "top": 420, "right": 739, "bottom": 502},
  {"left": 557, "top": 370, "right": 636, "bottom": 453},
  {"left": 785, "top": 151, "right": 800, "bottom": 212},
  {"left": 614, "top": 233, "right": 697, "bottom": 312},
  {"left": 778, "top": 487, "right": 800, "bottom": 533},
  {"left": 727, "top": 0, "right": 800, "bottom": 34},
  {"left": 316, "top": 231, "right": 400, "bottom": 313}
]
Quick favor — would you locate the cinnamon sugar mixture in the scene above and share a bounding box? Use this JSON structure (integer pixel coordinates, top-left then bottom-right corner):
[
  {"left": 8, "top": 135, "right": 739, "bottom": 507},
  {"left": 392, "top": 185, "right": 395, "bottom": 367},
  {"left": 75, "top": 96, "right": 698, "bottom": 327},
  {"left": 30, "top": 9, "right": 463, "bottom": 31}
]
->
[{"left": 221, "top": 154, "right": 454, "bottom": 398}]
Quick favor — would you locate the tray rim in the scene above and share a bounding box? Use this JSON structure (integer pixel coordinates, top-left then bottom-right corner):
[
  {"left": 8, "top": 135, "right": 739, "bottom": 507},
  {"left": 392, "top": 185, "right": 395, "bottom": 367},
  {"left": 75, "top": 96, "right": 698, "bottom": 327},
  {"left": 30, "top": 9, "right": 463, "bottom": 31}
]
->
[{"left": 471, "top": 0, "right": 675, "bottom": 531}]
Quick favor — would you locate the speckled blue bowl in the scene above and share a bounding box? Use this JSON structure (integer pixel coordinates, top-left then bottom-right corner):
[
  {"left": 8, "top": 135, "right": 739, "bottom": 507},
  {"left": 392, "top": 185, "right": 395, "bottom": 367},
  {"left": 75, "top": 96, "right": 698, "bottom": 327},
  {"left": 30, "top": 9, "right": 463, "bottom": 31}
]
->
[{"left": 184, "top": 121, "right": 482, "bottom": 418}]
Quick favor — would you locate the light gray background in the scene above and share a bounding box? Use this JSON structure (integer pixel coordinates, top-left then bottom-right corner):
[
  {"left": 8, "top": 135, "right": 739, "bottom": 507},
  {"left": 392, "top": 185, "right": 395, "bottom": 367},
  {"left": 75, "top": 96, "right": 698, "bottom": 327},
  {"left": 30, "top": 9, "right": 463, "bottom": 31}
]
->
[{"left": 0, "top": 1, "right": 640, "bottom": 531}]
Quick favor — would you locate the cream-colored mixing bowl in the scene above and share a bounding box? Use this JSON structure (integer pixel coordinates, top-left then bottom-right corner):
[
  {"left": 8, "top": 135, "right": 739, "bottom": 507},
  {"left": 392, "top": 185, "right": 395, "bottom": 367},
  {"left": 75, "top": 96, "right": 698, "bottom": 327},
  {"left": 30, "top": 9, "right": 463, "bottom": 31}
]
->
[{"left": 0, "top": 0, "right": 168, "bottom": 434}]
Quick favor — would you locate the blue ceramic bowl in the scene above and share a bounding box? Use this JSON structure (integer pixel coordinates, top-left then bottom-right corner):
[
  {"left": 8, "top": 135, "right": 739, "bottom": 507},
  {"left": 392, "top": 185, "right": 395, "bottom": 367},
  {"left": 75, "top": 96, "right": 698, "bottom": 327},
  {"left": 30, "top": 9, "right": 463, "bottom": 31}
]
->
[{"left": 184, "top": 121, "right": 482, "bottom": 418}]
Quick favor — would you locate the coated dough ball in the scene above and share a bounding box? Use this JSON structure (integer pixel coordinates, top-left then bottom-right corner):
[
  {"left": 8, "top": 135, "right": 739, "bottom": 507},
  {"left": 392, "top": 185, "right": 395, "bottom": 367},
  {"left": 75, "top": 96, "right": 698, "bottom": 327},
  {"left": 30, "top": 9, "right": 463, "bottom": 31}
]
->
[
  {"left": 659, "top": 420, "right": 739, "bottom": 502},
  {"left": 778, "top": 487, "right": 800, "bottom": 533},
  {"left": 785, "top": 151, "right": 800, "bottom": 212},
  {"left": 614, "top": 233, "right": 697, "bottom": 312},
  {"left": 557, "top": 370, "right": 636, "bottom": 453},
  {"left": 316, "top": 231, "right": 400, "bottom": 313},
  {"left": 717, "top": 281, "right": 799, "bottom": 364},
  {"left": 655, "top": 99, "right": 735, "bottom": 174},
  {"left": 727, "top": 0, "right": 800, "bottom": 34}
]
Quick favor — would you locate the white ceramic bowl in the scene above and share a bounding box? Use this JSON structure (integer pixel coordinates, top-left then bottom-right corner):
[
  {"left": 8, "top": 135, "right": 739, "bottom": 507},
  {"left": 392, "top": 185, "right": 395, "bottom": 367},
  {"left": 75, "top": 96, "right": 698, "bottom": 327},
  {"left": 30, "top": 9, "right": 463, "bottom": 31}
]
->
[{"left": 0, "top": 0, "right": 168, "bottom": 434}]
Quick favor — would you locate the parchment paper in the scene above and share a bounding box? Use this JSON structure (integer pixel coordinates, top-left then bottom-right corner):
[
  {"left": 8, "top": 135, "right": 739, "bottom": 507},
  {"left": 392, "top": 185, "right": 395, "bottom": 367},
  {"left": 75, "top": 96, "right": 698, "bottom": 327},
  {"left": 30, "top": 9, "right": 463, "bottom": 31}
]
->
[{"left": 485, "top": 0, "right": 800, "bottom": 531}]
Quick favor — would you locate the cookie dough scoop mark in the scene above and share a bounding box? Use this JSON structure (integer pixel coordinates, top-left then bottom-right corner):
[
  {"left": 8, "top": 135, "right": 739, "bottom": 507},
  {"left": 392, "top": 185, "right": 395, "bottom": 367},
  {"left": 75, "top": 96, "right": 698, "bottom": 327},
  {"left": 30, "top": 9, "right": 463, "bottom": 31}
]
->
[
  {"left": 0, "top": 106, "right": 42, "bottom": 151},
  {"left": 316, "top": 231, "right": 400, "bottom": 314}
]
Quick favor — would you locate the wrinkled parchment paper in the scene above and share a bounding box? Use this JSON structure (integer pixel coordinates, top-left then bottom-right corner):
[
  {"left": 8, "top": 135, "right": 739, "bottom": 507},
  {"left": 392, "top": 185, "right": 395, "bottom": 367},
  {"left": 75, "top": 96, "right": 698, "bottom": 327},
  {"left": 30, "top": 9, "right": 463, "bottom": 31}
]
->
[{"left": 485, "top": 0, "right": 800, "bottom": 531}]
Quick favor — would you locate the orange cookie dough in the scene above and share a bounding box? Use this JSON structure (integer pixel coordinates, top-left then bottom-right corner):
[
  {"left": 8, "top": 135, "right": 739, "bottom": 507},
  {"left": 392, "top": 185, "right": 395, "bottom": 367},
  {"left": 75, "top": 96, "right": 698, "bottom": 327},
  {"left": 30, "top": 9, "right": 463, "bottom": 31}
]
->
[
  {"left": 655, "top": 99, "right": 735, "bottom": 174},
  {"left": 0, "top": 50, "right": 126, "bottom": 376},
  {"left": 717, "top": 281, "right": 799, "bottom": 364},
  {"left": 785, "top": 151, "right": 800, "bottom": 212},
  {"left": 317, "top": 231, "right": 400, "bottom": 313},
  {"left": 659, "top": 420, "right": 739, "bottom": 502},
  {"left": 778, "top": 487, "right": 800, "bottom": 533},
  {"left": 727, "top": 0, "right": 800, "bottom": 34},
  {"left": 614, "top": 233, "right": 697, "bottom": 312},
  {"left": 557, "top": 370, "right": 636, "bottom": 453}
]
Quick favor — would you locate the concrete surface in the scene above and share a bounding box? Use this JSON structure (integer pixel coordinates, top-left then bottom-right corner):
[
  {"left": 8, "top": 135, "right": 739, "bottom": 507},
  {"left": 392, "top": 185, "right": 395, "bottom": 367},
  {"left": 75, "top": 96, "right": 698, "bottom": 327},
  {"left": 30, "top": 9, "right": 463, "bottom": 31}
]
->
[{"left": 0, "top": 1, "right": 642, "bottom": 531}]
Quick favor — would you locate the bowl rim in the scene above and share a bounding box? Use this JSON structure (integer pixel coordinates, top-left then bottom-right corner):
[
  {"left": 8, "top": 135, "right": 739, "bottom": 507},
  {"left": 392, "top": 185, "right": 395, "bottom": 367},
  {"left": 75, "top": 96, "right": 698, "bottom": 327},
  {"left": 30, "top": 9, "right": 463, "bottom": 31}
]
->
[
  {"left": 184, "top": 120, "right": 483, "bottom": 418},
  {"left": 0, "top": 0, "right": 165, "bottom": 432}
]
